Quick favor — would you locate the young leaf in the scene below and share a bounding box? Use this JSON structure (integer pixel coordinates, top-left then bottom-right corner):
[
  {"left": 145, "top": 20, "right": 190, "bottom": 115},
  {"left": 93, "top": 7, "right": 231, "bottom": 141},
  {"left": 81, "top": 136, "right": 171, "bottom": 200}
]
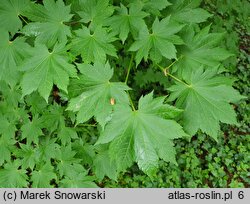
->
[
  {"left": 72, "top": 141, "right": 95, "bottom": 166},
  {"left": 0, "top": 116, "right": 17, "bottom": 140},
  {"left": 168, "top": 69, "right": 245, "bottom": 140},
  {"left": 166, "top": 0, "right": 212, "bottom": 23},
  {"left": 173, "top": 26, "right": 233, "bottom": 77},
  {"left": 23, "top": 0, "right": 73, "bottom": 47},
  {"left": 97, "top": 92, "right": 186, "bottom": 176},
  {"left": 37, "top": 138, "right": 60, "bottom": 162},
  {"left": 67, "top": 63, "right": 130, "bottom": 128},
  {"left": 78, "top": 0, "right": 114, "bottom": 28},
  {"left": 14, "top": 144, "right": 40, "bottom": 170},
  {"left": 59, "top": 177, "right": 98, "bottom": 188},
  {"left": 57, "top": 127, "right": 78, "bottom": 146},
  {"left": 39, "top": 104, "right": 65, "bottom": 132},
  {"left": 69, "top": 26, "right": 117, "bottom": 63},
  {"left": 0, "top": 160, "right": 28, "bottom": 187},
  {"left": 129, "top": 17, "right": 183, "bottom": 66},
  {"left": 0, "top": 30, "right": 30, "bottom": 87},
  {"left": 0, "top": 0, "right": 30, "bottom": 34},
  {"left": 21, "top": 116, "right": 43, "bottom": 145},
  {"left": 0, "top": 135, "right": 15, "bottom": 166},
  {"left": 20, "top": 42, "right": 77, "bottom": 102},
  {"left": 31, "top": 162, "right": 57, "bottom": 187},
  {"left": 129, "top": 0, "right": 172, "bottom": 16},
  {"left": 56, "top": 146, "right": 81, "bottom": 177},
  {"left": 106, "top": 3, "right": 148, "bottom": 43},
  {"left": 25, "top": 92, "right": 48, "bottom": 115},
  {"left": 93, "top": 149, "right": 118, "bottom": 181},
  {"left": 59, "top": 164, "right": 98, "bottom": 188}
]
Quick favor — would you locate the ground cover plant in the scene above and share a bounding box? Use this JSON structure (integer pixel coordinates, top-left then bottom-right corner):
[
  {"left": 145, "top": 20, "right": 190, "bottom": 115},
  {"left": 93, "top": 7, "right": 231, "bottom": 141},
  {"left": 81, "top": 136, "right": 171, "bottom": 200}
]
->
[{"left": 0, "top": 0, "right": 249, "bottom": 187}]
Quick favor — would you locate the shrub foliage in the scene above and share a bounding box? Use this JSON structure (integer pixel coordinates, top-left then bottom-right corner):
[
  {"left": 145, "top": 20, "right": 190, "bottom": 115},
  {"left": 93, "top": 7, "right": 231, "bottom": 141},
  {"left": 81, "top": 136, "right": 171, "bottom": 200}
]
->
[{"left": 0, "top": 0, "right": 247, "bottom": 187}]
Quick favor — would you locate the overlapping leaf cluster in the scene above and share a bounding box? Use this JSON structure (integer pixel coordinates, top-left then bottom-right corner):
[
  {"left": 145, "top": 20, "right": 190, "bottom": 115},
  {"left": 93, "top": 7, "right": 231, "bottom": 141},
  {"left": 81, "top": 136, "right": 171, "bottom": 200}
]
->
[{"left": 0, "top": 0, "right": 244, "bottom": 187}]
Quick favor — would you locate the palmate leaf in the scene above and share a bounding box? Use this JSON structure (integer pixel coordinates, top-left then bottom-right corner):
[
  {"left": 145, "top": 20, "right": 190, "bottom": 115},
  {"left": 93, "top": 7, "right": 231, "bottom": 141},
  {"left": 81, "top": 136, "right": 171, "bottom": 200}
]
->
[
  {"left": 96, "top": 92, "right": 186, "bottom": 176},
  {"left": 0, "top": 137, "right": 13, "bottom": 166},
  {"left": 21, "top": 116, "right": 43, "bottom": 145},
  {"left": 14, "top": 144, "right": 40, "bottom": 170},
  {"left": 67, "top": 63, "right": 130, "bottom": 128},
  {"left": 78, "top": 0, "right": 114, "bottom": 28},
  {"left": 20, "top": 42, "right": 77, "bottom": 102},
  {"left": 22, "top": 0, "right": 73, "bottom": 47},
  {"left": 0, "top": 0, "right": 30, "bottom": 34},
  {"left": 129, "top": 16, "right": 183, "bottom": 66},
  {"left": 0, "top": 30, "right": 31, "bottom": 87},
  {"left": 128, "top": 0, "right": 172, "bottom": 16},
  {"left": 72, "top": 141, "right": 95, "bottom": 166},
  {"left": 57, "top": 126, "right": 78, "bottom": 146},
  {"left": 166, "top": 0, "right": 212, "bottom": 23},
  {"left": 56, "top": 146, "right": 97, "bottom": 187},
  {"left": 0, "top": 116, "right": 17, "bottom": 140},
  {"left": 69, "top": 26, "right": 117, "bottom": 63},
  {"left": 59, "top": 177, "right": 97, "bottom": 188},
  {"left": 168, "top": 68, "right": 245, "bottom": 140},
  {"left": 93, "top": 148, "right": 118, "bottom": 181},
  {"left": 37, "top": 138, "right": 60, "bottom": 162},
  {"left": 0, "top": 160, "right": 28, "bottom": 187},
  {"left": 39, "top": 104, "right": 65, "bottom": 132},
  {"left": 31, "top": 162, "right": 57, "bottom": 187},
  {"left": 173, "top": 26, "right": 233, "bottom": 77},
  {"left": 56, "top": 146, "right": 81, "bottom": 177},
  {"left": 106, "top": 3, "right": 148, "bottom": 43},
  {"left": 59, "top": 164, "right": 98, "bottom": 188}
]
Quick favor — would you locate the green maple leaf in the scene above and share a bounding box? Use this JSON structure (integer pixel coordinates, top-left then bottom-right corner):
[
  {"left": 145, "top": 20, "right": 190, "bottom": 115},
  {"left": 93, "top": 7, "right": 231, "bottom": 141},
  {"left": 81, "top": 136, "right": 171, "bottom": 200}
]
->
[
  {"left": 0, "top": 30, "right": 30, "bottom": 87},
  {"left": 78, "top": 0, "right": 114, "bottom": 28},
  {"left": 72, "top": 141, "right": 95, "bottom": 165},
  {"left": 0, "top": 116, "right": 17, "bottom": 139},
  {"left": 69, "top": 26, "right": 117, "bottom": 63},
  {"left": 14, "top": 144, "right": 40, "bottom": 170},
  {"left": 129, "top": 0, "right": 172, "bottom": 16},
  {"left": 39, "top": 104, "right": 65, "bottom": 132},
  {"left": 106, "top": 3, "right": 148, "bottom": 43},
  {"left": 0, "top": 0, "right": 30, "bottom": 34},
  {"left": 31, "top": 162, "right": 57, "bottom": 187},
  {"left": 173, "top": 26, "right": 233, "bottom": 77},
  {"left": 58, "top": 126, "right": 78, "bottom": 146},
  {"left": 59, "top": 164, "right": 97, "bottom": 188},
  {"left": 20, "top": 42, "right": 77, "bottom": 102},
  {"left": 168, "top": 69, "right": 245, "bottom": 140},
  {"left": 129, "top": 17, "right": 183, "bottom": 66},
  {"left": 59, "top": 177, "right": 97, "bottom": 188},
  {"left": 37, "top": 138, "right": 60, "bottom": 161},
  {"left": 0, "top": 136, "right": 14, "bottom": 165},
  {"left": 67, "top": 63, "right": 130, "bottom": 128},
  {"left": 22, "top": 0, "right": 73, "bottom": 47},
  {"left": 25, "top": 92, "right": 48, "bottom": 115},
  {"left": 93, "top": 148, "right": 118, "bottom": 180},
  {"left": 166, "top": 0, "right": 212, "bottom": 23},
  {"left": 56, "top": 146, "right": 81, "bottom": 177},
  {"left": 21, "top": 116, "right": 43, "bottom": 145},
  {"left": 0, "top": 160, "right": 28, "bottom": 187},
  {"left": 96, "top": 92, "right": 186, "bottom": 176},
  {"left": 0, "top": 81, "right": 22, "bottom": 107}
]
